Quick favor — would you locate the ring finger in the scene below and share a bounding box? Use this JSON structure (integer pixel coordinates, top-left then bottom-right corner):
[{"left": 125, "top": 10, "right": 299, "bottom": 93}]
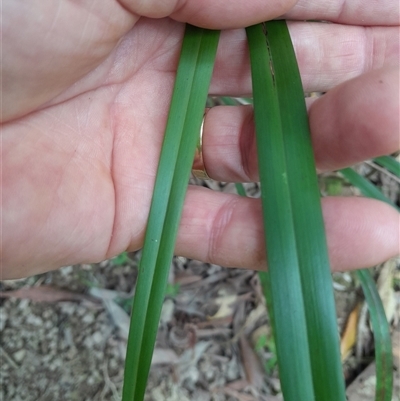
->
[{"left": 203, "top": 66, "right": 400, "bottom": 182}]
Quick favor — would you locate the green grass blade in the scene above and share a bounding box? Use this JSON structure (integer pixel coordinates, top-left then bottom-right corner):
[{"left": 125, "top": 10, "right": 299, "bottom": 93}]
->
[
  {"left": 135, "top": 31, "right": 220, "bottom": 398},
  {"left": 122, "top": 25, "right": 220, "bottom": 401},
  {"left": 357, "top": 269, "right": 393, "bottom": 401},
  {"left": 340, "top": 167, "right": 397, "bottom": 209},
  {"left": 220, "top": 96, "right": 237, "bottom": 105},
  {"left": 246, "top": 23, "right": 316, "bottom": 401},
  {"left": 264, "top": 20, "right": 346, "bottom": 401},
  {"left": 247, "top": 21, "right": 347, "bottom": 401},
  {"left": 373, "top": 156, "right": 400, "bottom": 178},
  {"left": 341, "top": 166, "right": 395, "bottom": 400},
  {"left": 234, "top": 182, "right": 246, "bottom": 196}
]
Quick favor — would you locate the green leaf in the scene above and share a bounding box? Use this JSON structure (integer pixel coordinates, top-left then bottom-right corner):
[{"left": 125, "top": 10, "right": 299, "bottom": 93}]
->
[
  {"left": 111, "top": 252, "right": 130, "bottom": 266},
  {"left": 374, "top": 156, "right": 400, "bottom": 178},
  {"left": 255, "top": 333, "right": 268, "bottom": 351},
  {"left": 220, "top": 96, "right": 237, "bottom": 106},
  {"left": 340, "top": 167, "right": 397, "bottom": 209},
  {"left": 234, "top": 183, "right": 247, "bottom": 197},
  {"left": 122, "top": 25, "right": 220, "bottom": 401},
  {"left": 357, "top": 269, "right": 393, "bottom": 401},
  {"left": 325, "top": 176, "right": 344, "bottom": 196},
  {"left": 165, "top": 283, "right": 180, "bottom": 297},
  {"left": 247, "top": 21, "right": 346, "bottom": 401},
  {"left": 340, "top": 165, "right": 395, "bottom": 400}
]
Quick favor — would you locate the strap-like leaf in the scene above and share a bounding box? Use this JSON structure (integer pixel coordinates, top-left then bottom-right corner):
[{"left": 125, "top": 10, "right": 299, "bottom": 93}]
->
[
  {"left": 247, "top": 21, "right": 346, "bottom": 401},
  {"left": 122, "top": 25, "right": 220, "bottom": 401},
  {"left": 341, "top": 165, "right": 396, "bottom": 401},
  {"left": 357, "top": 269, "right": 393, "bottom": 401},
  {"left": 374, "top": 156, "right": 400, "bottom": 178},
  {"left": 340, "top": 167, "right": 397, "bottom": 208}
]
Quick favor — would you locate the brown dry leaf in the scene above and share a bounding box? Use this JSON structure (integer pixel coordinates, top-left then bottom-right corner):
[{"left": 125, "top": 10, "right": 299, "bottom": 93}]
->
[
  {"left": 196, "top": 327, "right": 232, "bottom": 339},
  {"left": 0, "top": 285, "right": 92, "bottom": 303},
  {"left": 209, "top": 289, "right": 238, "bottom": 320},
  {"left": 341, "top": 303, "right": 361, "bottom": 360},
  {"left": 177, "top": 341, "right": 211, "bottom": 384},
  {"left": 226, "top": 379, "right": 250, "bottom": 391},
  {"left": 239, "top": 335, "right": 265, "bottom": 390},
  {"left": 377, "top": 259, "right": 396, "bottom": 323},
  {"left": 355, "top": 303, "right": 371, "bottom": 360},
  {"left": 392, "top": 323, "right": 400, "bottom": 370},
  {"left": 243, "top": 303, "right": 267, "bottom": 336},
  {"left": 174, "top": 273, "right": 203, "bottom": 286},
  {"left": 151, "top": 348, "right": 179, "bottom": 366},
  {"left": 346, "top": 362, "right": 377, "bottom": 401},
  {"left": 89, "top": 287, "right": 130, "bottom": 340},
  {"left": 221, "top": 387, "right": 258, "bottom": 401},
  {"left": 201, "top": 271, "right": 229, "bottom": 286},
  {"left": 160, "top": 298, "right": 175, "bottom": 325},
  {"left": 197, "top": 316, "right": 233, "bottom": 328}
]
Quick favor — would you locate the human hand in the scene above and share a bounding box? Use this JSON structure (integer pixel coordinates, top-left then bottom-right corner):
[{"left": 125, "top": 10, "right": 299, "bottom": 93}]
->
[{"left": 2, "top": 0, "right": 399, "bottom": 279}]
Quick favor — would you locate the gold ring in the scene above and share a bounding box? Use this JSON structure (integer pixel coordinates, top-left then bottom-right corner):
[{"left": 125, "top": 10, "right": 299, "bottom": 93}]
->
[{"left": 192, "top": 108, "right": 211, "bottom": 180}]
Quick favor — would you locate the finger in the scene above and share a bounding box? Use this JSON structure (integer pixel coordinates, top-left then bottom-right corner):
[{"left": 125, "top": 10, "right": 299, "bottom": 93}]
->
[
  {"left": 176, "top": 187, "right": 400, "bottom": 272},
  {"left": 284, "top": 0, "right": 399, "bottom": 26},
  {"left": 120, "top": 0, "right": 296, "bottom": 29},
  {"left": 121, "top": 0, "right": 399, "bottom": 28},
  {"left": 309, "top": 66, "right": 400, "bottom": 171},
  {"left": 203, "top": 66, "right": 400, "bottom": 182},
  {"left": 2, "top": 0, "right": 136, "bottom": 121},
  {"left": 211, "top": 23, "right": 399, "bottom": 95},
  {"left": 37, "top": 21, "right": 399, "bottom": 119}
]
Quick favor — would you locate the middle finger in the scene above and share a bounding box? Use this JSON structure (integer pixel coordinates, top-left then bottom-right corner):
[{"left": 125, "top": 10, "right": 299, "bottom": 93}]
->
[
  {"left": 211, "top": 22, "right": 399, "bottom": 95},
  {"left": 203, "top": 66, "right": 399, "bottom": 182}
]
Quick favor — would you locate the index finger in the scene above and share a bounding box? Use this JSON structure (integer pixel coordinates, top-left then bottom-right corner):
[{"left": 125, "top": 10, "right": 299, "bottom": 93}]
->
[
  {"left": 284, "top": 0, "right": 399, "bottom": 26},
  {"left": 120, "top": 0, "right": 296, "bottom": 29},
  {"left": 121, "top": 0, "right": 399, "bottom": 28}
]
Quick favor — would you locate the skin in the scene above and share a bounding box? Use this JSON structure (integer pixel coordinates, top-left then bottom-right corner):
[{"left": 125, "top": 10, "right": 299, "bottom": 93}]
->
[{"left": 1, "top": 0, "right": 399, "bottom": 279}]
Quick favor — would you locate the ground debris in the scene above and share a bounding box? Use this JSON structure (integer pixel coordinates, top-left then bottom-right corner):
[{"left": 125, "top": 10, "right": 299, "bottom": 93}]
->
[{"left": 2, "top": 245, "right": 399, "bottom": 400}]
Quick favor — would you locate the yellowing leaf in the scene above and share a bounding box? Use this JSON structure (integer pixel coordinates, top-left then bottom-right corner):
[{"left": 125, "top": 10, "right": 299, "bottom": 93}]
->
[
  {"left": 377, "top": 260, "right": 396, "bottom": 324},
  {"left": 341, "top": 303, "right": 361, "bottom": 361}
]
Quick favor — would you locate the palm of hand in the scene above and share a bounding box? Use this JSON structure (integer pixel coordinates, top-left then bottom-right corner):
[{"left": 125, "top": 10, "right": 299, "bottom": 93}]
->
[
  {"left": 3, "top": 10, "right": 188, "bottom": 274},
  {"left": 2, "top": 1, "right": 399, "bottom": 278}
]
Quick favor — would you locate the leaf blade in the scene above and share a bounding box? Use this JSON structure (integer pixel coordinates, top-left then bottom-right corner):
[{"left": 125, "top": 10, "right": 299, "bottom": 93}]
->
[
  {"left": 246, "top": 22, "right": 316, "bottom": 401},
  {"left": 357, "top": 269, "right": 393, "bottom": 401},
  {"left": 340, "top": 167, "right": 397, "bottom": 209},
  {"left": 264, "top": 20, "right": 346, "bottom": 401},
  {"left": 122, "top": 25, "right": 220, "bottom": 401},
  {"left": 374, "top": 156, "right": 400, "bottom": 178}
]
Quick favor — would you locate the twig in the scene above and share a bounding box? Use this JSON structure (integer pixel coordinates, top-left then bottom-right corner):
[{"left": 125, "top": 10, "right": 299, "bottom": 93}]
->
[
  {"left": 364, "top": 160, "right": 400, "bottom": 184},
  {"left": 0, "top": 345, "right": 19, "bottom": 370},
  {"left": 101, "top": 362, "right": 121, "bottom": 401}
]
